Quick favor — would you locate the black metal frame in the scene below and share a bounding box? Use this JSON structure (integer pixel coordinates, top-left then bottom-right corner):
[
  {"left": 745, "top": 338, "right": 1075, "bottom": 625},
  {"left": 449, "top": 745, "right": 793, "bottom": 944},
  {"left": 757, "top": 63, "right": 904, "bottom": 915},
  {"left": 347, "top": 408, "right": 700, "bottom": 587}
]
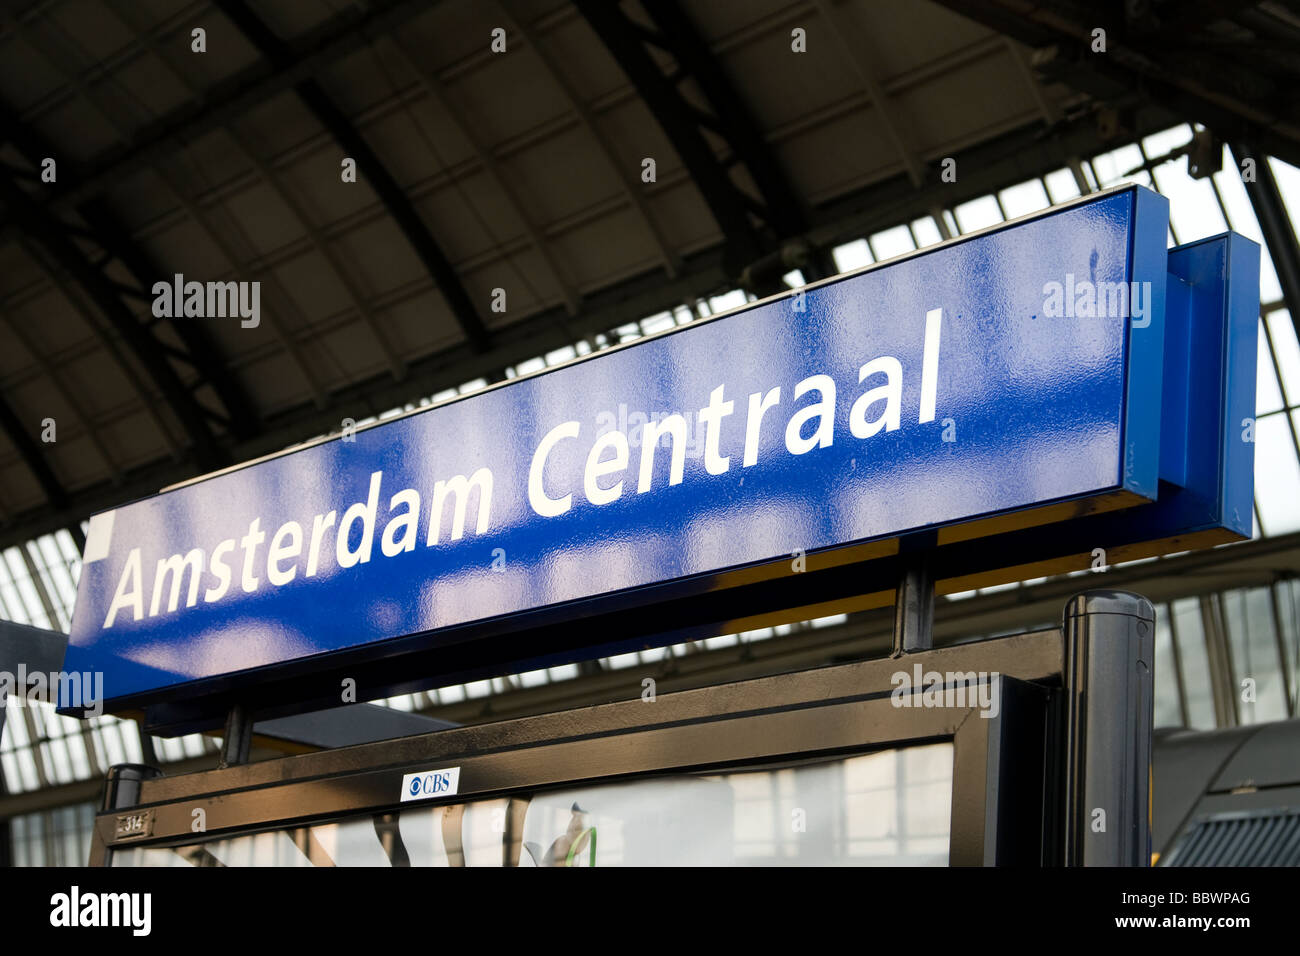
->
[
  {"left": 91, "top": 627, "right": 1069, "bottom": 866},
  {"left": 214, "top": 0, "right": 492, "bottom": 354}
]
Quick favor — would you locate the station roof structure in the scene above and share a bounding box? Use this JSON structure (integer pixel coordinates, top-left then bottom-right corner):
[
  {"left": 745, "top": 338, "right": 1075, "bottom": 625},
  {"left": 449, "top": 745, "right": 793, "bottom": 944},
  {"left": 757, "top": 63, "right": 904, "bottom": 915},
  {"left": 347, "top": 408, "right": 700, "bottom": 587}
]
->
[
  {"left": 0, "top": 0, "right": 1294, "bottom": 549},
  {"left": 3, "top": 1, "right": 1300, "bottom": 860}
]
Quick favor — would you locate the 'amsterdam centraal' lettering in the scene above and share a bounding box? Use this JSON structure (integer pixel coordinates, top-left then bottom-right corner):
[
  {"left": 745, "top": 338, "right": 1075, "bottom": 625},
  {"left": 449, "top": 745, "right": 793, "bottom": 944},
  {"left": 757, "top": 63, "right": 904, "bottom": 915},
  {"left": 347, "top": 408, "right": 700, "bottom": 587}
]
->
[{"left": 101, "top": 307, "right": 943, "bottom": 630}]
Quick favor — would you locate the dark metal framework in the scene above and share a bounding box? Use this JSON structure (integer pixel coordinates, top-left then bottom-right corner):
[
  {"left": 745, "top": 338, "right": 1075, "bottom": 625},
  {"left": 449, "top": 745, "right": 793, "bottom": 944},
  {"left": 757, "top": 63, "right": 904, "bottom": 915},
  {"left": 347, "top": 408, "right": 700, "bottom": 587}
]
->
[
  {"left": 575, "top": 0, "right": 835, "bottom": 292},
  {"left": 0, "top": 103, "right": 254, "bottom": 473},
  {"left": 13, "top": 0, "right": 440, "bottom": 214},
  {"left": 0, "top": 85, "right": 1181, "bottom": 553},
  {"left": 932, "top": 0, "right": 1300, "bottom": 169},
  {"left": 89, "top": 591, "right": 1155, "bottom": 867},
  {"left": 92, "top": 630, "right": 1053, "bottom": 866},
  {"left": 213, "top": 0, "right": 492, "bottom": 354},
  {"left": 0, "top": 390, "right": 66, "bottom": 510}
]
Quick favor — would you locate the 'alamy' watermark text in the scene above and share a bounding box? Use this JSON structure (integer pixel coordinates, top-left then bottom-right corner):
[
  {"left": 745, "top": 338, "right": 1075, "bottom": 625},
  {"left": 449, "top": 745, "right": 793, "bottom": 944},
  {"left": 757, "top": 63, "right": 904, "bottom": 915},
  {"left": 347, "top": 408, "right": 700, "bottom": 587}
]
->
[
  {"left": 151, "top": 273, "right": 260, "bottom": 328},
  {"left": 890, "top": 665, "right": 1000, "bottom": 718}
]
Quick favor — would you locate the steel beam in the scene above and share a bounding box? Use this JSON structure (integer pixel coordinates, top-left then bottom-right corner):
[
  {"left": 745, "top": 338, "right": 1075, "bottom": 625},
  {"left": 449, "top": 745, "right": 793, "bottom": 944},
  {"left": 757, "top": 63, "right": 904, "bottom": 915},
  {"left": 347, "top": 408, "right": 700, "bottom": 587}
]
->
[
  {"left": 933, "top": 0, "right": 1300, "bottom": 168},
  {"left": 75, "top": 200, "right": 259, "bottom": 440},
  {"left": 641, "top": 0, "right": 811, "bottom": 238},
  {"left": 0, "top": 390, "right": 67, "bottom": 510},
  {"left": 214, "top": 0, "right": 492, "bottom": 353},
  {"left": 0, "top": 173, "right": 228, "bottom": 472},
  {"left": 0, "top": 96, "right": 258, "bottom": 446},
  {"left": 1234, "top": 143, "right": 1300, "bottom": 348},
  {"left": 497, "top": 0, "right": 683, "bottom": 279},
  {"left": 574, "top": 0, "right": 768, "bottom": 282},
  {"left": 18, "top": 0, "right": 441, "bottom": 213}
]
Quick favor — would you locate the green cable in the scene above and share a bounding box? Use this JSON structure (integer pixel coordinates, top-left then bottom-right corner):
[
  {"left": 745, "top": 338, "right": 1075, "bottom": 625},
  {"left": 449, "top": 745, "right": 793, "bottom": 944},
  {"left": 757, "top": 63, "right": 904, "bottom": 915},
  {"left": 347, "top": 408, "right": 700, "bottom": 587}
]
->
[{"left": 565, "top": 826, "right": 597, "bottom": 867}]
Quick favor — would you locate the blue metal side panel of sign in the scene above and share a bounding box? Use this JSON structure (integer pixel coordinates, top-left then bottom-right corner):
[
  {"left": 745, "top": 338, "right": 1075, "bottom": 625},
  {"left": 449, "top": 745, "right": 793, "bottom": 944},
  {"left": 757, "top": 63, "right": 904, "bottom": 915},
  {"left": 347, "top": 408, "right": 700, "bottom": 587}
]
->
[
  {"left": 1122, "top": 186, "right": 1171, "bottom": 500},
  {"left": 64, "top": 186, "right": 1168, "bottom": 710},
  {"left": 933, "top": 230, "right": 1259, "bottom": 596},
  {"left": 1149, "top": 233, "right": 1259, "bottom": 538}
]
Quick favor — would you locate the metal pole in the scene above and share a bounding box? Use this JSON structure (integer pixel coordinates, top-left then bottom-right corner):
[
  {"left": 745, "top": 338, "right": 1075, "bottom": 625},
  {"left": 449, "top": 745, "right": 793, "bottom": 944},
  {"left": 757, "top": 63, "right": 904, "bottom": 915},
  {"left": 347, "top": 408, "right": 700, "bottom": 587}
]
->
[
  {"left": 1060, "top": 589, "right": 1155, "bottom": 866},
  {"left": 219, "top": 703, "right": 253, "bottom": 768},
  {"left": 892, "top": 551, "right": 935, "bottom": 656}
]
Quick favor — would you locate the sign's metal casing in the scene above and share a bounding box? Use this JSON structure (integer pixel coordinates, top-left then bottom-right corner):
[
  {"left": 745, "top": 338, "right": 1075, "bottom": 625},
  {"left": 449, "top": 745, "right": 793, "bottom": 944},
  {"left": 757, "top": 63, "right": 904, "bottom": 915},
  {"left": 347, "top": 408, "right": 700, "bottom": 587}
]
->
[{"left": 61, "top": 185, "right": 1258, "bottom": 728}]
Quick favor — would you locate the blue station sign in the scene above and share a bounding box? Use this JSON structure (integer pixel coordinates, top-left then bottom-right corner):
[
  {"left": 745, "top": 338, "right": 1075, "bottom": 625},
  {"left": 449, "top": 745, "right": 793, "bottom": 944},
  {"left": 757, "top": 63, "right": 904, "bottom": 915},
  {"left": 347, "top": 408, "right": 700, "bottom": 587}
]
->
[{"left": 63, "top": 185, "right": 1258, "bottom": 725}]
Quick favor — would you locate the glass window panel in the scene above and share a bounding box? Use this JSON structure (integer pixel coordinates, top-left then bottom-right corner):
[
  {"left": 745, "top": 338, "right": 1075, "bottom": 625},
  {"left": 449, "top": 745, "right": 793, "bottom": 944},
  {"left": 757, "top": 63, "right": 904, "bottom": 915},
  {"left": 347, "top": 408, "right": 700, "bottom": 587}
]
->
[
  {"left": 832, "top": 238, "right": 872, "bottom": 273},
  {"left": 107, "top": 845, "right": 197, "bottom": 867},
  {"left": 310, "top": 816, "right": 395, "bottom": 866},
  {"left": 1267, "top": 157, "right": 1300, "bottom": 228},
  {"left": 1281, "top": 580, "right": 1300, "bottom": 711},
  {"left": 1211, "top": 154, "right": 1285, "bottom": 303},
  {"left": 122, "top": 724, "right": 143, "bottom": 764},
  {"left": 1266, "top": 311, "right": 1300, "bottom": 404},
  {"left": 203, "top": 830, "right": 315, "bottom": 867},
  {"left": 15, "top": 745, "right": 38, "bottom": 791},
  {"left": 1142, "top": 125, "right": 1194, "bottom": 160},
  {"left": 1172, "top": 598, "right": 1215, "bottom": 729},
  {"left": 155, "top": 736, "right": 182, "bottom": 763},
  {"left": 1, "top": 750, "right": 22, "bottom": 791},
  {"left": 999, "top": 179, "right": 1051, "bottom": 218},
  {"left": 544, "top": 344, "right": 578, "bottom": 365},
  {"left": 1151, "top": 164, "right": 1228, "bottom": 243},
  {"left": 640, "top": 311, "right": 675, "bottom": 335},
  {"left": 1091, "top": 144, "right": 1144, "bottom": 187},
  {"left": 1043, "top": 167, "right": 1082, "bottom": 202},
  {"left": 64, "top": 726, "right": 92, "bottom": 779},
  {"left": 100, "top": 721, "right": 127, "bottom": 766},
  {"left": 4, "top": 702, "right": 30, "bottom": 748},
  {"left": 436, "top": 684, "right": 464, "bottom": 704},
  {"left": 953, "top": 195, "right": 1002, "bottom": 233},
  {"left": 870, "top": 224, "right": 914, "bottom": 261},
  {"left": 1153, "top": 611, "right": 1183, "bottom": 728},
  {"left": 1255, "top": 413, "right": 1300, "bottom": 535},
  {"left": 87, "top": 719, "right": 110, "bottom": 770},
  {"left": 708, "top": 290, "right": 747, "bottom": 314},
  {"left": 1257, "top": 319, "right": 1286, "bottom": 414},
  {"left": 152, "top": 743, "right": 954, "bottom": 867},
  {"left": 911, "top": 216, "right": 943, "bottom": 247},
  {"left": 1224, "top": 588, "right": 1288, "bottom": 724},
  {"left": 44, "top": 728, "right": 73, "bottom": 783}
]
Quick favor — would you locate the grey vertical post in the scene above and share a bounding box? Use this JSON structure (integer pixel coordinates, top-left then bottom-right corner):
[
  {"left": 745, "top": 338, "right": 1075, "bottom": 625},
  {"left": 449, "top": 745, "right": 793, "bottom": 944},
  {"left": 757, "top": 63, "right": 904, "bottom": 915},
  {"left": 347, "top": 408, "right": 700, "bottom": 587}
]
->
[
  {"left": 892, "top": 553, "right": 934, "bottom": 655},
  {"left": 1061, "top": 590, "right": 1155, "bottom": 866},
  {"left": 101, "top": 763, "right": 163, "bottom": 813},
  {"left": 219, "top": 703, "right": 253, "bottom": 768}
]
